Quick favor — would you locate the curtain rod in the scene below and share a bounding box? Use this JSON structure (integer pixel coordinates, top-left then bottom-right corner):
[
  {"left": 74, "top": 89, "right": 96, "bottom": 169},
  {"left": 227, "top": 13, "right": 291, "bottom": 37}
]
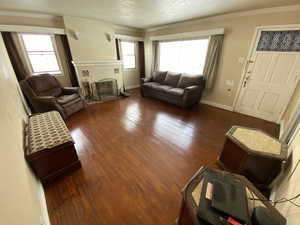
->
[
  {"left": 149, "top": 28, "right": 224, "bottom": 41},
  {"left": 0, "top": 25, "right": 65, "bottom": 34}
]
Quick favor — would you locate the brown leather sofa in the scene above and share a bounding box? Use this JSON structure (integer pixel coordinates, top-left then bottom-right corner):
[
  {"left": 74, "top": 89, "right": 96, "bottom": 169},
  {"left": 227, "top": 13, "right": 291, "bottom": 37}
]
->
[
  {"left": 141, "top": 71, "right": 205, "bottom": 108},
  {"left": 20, "top": 74, "right": 85, "bottom": 119}
]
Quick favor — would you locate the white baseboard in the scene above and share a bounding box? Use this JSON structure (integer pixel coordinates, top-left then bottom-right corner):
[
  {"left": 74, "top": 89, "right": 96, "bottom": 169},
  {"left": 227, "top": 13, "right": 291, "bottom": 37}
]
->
[
  {"left": 126, "top": 84, "right": 140, "bottom": 90},
  {"left": 200, "top": 99, "right": 234, "bottom": 111},
  {"left": 39, "top": 183, "right": 51, "bottom": 225}
]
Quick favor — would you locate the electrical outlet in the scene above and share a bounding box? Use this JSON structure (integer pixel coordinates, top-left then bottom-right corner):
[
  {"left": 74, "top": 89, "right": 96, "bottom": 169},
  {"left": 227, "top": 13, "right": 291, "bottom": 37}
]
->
[{"left": 225, "top": 88, "right": 232, "bottom": 96}]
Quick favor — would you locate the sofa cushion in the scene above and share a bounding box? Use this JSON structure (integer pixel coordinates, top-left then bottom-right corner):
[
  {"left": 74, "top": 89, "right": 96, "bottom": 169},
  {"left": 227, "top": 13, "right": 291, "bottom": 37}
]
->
[
  {"left": 142, "top": 82, "right": 160, "bottom": 88},
  {"left": 152, "top": 71, "right": 167, "bottom": 83},
  {"left": 167, "top": 88, "right": 185, "bottom": 96},
  {"left": 57, "top": 93, "right": 80, "bottom": 105},
  {"left": 163, "top": 72, "right": 181, "bottom": 87},
  {"left": 177, "top": 74, "right": 203, "bottom": 88},
  {"left": 152, "top": 85, "right": 172, "bottom": 92}
]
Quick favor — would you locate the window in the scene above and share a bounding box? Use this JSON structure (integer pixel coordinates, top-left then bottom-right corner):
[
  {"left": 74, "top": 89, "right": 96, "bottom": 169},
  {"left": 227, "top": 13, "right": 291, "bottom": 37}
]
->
[
  {"left": 121, "top": 41, "right": 136, "bottom": 69},
  {"left": 159, "top": 39, "right": 209, "bottom": 74},
  {"left": 21, "top": 34, "right": 61, "bottom": 74}
]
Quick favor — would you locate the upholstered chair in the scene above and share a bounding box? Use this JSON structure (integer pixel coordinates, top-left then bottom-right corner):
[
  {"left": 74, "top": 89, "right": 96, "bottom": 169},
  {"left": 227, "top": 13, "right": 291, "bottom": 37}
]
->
[{"left": 20, "top": 74, "right": 85, "bottom": 119}]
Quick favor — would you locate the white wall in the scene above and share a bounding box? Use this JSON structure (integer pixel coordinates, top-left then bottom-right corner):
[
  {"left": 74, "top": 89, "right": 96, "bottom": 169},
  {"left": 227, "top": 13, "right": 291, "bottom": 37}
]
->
[
  {"left": 0, "top": 35, "right": 49, "bottom": 225},
  {"left": 63, "top": 16, "right": 117, "bottom": 62},
  {"left": 272, "top": 124, "right": 300, "bottom": 225},
  {"left": 64, "top": 16, "right": 143, "bottom": 89}
]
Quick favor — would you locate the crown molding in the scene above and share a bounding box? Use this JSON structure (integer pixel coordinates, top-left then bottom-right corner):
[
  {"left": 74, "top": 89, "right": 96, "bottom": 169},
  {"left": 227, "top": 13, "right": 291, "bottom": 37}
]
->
[
  {"left": 113, "top": 24, "right": 143, "bottom": 33},
  {"left": 115, "top": 34, "right": 144, "bottom": 41},
  {"left": 0, "top": 10, "right": 61, "bottom": 20},
  {"left": 145, "top": 4, "right": 300, "bottom": 32}
]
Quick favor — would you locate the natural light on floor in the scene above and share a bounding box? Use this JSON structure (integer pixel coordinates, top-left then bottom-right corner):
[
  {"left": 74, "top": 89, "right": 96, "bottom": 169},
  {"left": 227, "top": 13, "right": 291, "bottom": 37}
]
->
[{"left": 159, "top": 39, "right": 209, "bottom": 75}]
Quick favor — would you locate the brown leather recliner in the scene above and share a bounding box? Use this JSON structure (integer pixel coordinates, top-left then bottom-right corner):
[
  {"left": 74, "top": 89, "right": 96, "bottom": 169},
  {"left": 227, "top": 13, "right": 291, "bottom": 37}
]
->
[{"left": 20, "top": 74, "right": 85, "bottom": 119}]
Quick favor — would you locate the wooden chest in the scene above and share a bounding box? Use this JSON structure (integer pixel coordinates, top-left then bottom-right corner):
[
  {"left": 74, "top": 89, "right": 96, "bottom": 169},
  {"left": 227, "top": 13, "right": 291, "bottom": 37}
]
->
[
  {"left": 217, "top": 126, "right": 287, "bottom": 189},
  {"left": 25, "top": 111, "right": 81, "bottom": 185}
]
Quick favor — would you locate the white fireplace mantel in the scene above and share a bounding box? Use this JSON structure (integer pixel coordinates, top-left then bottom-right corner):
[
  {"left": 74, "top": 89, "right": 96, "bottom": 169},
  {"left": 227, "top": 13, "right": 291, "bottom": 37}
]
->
[
  {"left": 72, "top": 60, "right": 123, "bottom": 67},
  {"left": 72, "top": 60, "right": 125, "bottom": 99}
]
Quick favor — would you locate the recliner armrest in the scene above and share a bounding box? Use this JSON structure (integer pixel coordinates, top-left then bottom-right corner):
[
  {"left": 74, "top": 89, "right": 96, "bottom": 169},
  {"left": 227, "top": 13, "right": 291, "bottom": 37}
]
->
[
  {"left": 141, "top": 77, "right": 152, "bottom": 84},
  {"left": 31, "top": 96, "right": 67, "bottom": 118},
  {"left": 62, "top": 87, "right": 80, "bottom": 95},
  {"left": 31, "top": 96, "right": 59, "bottom": 110},
  {"left": 32, "top": 96, "right": 57, "bottom": 103}
]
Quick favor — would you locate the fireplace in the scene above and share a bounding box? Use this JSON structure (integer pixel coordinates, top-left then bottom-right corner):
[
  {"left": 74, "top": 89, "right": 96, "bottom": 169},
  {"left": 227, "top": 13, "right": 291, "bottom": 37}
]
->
[
  {"left": 72, "top": 60, "right": 124, "bottom": 103},
  {"left": 91, "top": 78, "right": 118, "bottom": 101}
]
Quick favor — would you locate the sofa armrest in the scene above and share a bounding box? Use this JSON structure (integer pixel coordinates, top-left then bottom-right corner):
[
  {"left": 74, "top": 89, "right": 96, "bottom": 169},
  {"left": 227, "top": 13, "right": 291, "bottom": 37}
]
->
[
  {"left": 141, "top": 77, "right": 152, "bottom": 84},
  {"left": 184, "top": 85, "right": 203, "bottom": 100},
  {"left": 184, "top": 85, "right": 202, "bottom": 94},
  {"left": 62, "top": 87, "right": 80, "bottom": 95}
]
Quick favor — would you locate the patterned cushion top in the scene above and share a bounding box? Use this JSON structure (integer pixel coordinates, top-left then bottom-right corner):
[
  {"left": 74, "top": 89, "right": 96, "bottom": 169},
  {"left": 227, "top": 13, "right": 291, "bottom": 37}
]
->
[
  {"left": 28, "top": 111, "right": 73, "bottom": 154},
  {"left": 232, "top": 127, "right": 281, "bottom": 155}
]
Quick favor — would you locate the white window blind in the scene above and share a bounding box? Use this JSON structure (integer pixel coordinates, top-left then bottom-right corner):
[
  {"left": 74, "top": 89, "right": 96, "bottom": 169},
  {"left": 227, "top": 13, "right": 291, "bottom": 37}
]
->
[
  {"left": 159, "top": 39, "right": 209, "bottom": 74},
  {"left": 21, "top": 34, "right": 61, "bottom": 74}
]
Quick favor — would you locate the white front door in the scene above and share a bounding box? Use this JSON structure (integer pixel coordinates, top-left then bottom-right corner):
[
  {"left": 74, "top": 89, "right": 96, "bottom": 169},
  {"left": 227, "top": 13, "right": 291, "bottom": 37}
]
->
[{"left": 235, "top": 28, "right": 300, "bottom": 123}]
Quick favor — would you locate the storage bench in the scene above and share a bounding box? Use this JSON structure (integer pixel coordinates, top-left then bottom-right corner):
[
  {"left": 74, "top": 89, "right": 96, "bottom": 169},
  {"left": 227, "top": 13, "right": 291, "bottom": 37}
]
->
[{"left": 25, "top": 111, "right": 81, "bottom": 185}]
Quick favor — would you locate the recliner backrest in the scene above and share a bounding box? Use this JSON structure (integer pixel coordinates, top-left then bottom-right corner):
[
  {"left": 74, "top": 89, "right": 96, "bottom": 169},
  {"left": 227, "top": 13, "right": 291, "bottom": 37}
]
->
[{"left": 25, "top": 74, "right": 62, "bottom": 97}]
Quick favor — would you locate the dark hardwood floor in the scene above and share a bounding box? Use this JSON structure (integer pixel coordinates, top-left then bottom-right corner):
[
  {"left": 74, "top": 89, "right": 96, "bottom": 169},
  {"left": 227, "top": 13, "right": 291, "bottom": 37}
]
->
[{"left": 45, "top": 89, "right": 279, "bottom": 225}]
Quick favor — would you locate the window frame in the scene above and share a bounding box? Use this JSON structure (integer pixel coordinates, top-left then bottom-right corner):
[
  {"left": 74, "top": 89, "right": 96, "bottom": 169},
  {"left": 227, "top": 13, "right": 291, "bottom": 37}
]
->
[
  {"left": 120, "top": 40, "right": 137, "bottom": 70},
  {"left": 158, "top": 37, "right": 209, "bottom": 75},
  {"left": 19, "top": 33, "right": 63, "bottom": 76}
]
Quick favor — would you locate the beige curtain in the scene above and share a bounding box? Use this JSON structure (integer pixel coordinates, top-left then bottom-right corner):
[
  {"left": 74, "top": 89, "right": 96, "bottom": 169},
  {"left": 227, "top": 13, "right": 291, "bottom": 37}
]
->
[
  {"left": 54, "top": 35, "right": 79, "bottom": 86},
  {"left": 203, "top": 34, "right": 224, "bottom": 89},
  {"left": 115, "top": 38, "right": 123, "bottom": 60},
  {"left": 151, "top": 41, "right": 160, "bottom": 73},
  {"left": 138, "top": 41, "right": 145, "bottom": 78}
]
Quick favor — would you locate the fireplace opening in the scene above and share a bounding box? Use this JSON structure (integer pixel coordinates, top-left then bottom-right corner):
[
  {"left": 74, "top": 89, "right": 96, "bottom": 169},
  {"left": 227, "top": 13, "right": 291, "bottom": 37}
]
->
[{"left": 91, "top": 78, "right": 118, "bottom": 101}]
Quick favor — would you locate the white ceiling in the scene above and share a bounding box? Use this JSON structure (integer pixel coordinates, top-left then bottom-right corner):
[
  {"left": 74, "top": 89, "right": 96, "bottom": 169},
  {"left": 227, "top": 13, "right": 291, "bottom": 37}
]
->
[{"left": 0, "top": 0, "right": 300, "bottom": 28}]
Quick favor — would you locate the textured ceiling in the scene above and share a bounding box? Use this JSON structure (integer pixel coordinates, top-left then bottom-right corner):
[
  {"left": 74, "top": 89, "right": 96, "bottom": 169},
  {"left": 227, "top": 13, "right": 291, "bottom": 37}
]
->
[{"left": 0, "top": 0, "right": 300, "bottom": 28}]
